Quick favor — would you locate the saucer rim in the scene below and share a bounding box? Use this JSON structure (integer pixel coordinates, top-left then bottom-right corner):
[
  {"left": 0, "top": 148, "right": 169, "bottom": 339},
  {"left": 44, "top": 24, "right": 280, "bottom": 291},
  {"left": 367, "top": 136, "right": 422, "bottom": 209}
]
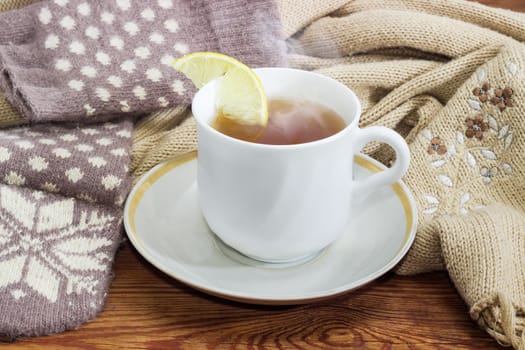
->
[{"left": 123, "top": 151, "right": 418, "bottom": 305}]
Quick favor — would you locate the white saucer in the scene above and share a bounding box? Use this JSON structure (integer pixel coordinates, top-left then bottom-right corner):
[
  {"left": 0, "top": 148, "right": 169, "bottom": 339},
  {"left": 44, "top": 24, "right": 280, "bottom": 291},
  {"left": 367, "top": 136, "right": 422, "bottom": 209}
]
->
[{"left": 124, "top": 151, "right": 417, "bottom": 305}]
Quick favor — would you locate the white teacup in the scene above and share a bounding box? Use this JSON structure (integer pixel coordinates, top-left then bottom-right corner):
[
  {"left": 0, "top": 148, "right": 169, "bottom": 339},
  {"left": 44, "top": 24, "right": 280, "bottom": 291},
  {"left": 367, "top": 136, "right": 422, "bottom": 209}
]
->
[{"left": 192, "top": 68, "right": 410, "bottom": 263}]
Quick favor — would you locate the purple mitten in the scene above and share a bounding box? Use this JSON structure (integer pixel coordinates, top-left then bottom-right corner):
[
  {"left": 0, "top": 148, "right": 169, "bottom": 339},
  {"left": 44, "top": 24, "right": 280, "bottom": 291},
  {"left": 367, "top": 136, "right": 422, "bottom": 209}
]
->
[
  {"left": 0, "top": 183, "right": 124, "bottom": 339},
  {"left": 0, "top": 118, "right": 133, "bottom": 339},
  {"left": 0, "top": 120, "right": 132, "bottom": 206},
  {"left": 0, "top": 0, "right": 287, "bottom": 123}
]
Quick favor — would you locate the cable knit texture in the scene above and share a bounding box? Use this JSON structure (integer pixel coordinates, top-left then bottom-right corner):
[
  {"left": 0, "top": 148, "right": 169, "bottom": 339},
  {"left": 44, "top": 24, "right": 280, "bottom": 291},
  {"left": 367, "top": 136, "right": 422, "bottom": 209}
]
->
[
  {"left": 0, "top": 0, "right": 286, "bottom": 340},
  {"left": 132, "top": 1, "right": 525, "bottom": 349}
]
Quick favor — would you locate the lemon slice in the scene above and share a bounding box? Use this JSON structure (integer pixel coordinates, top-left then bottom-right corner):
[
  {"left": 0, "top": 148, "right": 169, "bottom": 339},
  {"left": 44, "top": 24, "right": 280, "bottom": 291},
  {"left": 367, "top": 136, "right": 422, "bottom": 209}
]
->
[{"left": 173, "top": 52, "right": 268, "bottom": 128}]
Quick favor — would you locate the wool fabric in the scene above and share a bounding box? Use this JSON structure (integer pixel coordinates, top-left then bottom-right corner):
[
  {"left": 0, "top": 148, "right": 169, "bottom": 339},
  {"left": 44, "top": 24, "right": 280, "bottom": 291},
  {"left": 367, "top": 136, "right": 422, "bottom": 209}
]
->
[{"left": 132, "top": 1, "right": 525, "bottom": 348}]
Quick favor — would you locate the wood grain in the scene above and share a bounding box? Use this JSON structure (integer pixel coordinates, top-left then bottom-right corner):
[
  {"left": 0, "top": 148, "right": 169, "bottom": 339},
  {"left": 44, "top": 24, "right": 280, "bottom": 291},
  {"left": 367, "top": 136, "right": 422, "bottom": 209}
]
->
[
  {"left": 476, "top": 0, "right": 525, "bottom": 11},
  {"left": 4, "top": 1, "right": 523, "bottom": 349},
  {"left": 6, "top": 245, "right": 502, "bottom": 350}
]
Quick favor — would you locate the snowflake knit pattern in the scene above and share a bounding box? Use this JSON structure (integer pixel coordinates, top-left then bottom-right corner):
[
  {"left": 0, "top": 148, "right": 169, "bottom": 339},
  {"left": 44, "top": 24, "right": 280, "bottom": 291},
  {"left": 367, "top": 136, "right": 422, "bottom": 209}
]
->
[{"left": 0, "top": 0, "right": 287, "bottom": 341}]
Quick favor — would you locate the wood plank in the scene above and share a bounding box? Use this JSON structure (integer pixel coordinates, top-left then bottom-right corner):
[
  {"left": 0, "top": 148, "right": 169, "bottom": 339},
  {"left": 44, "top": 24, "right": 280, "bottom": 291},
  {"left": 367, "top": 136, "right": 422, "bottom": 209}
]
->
[
  {"left": 6, "top": 245, "right": 501, "bottom": 349},
  {"left": 476, "top": 0, "right": 525, "bottom": 11}
]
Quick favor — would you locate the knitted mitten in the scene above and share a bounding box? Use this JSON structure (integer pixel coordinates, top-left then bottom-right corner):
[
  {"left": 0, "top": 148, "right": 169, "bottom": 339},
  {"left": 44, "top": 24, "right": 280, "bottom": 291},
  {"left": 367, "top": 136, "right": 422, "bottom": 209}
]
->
[
  {"left": 0, "top": 118, "right": 133, "bottom": 340},
  {"left": 0, "top": 0, "right": 287, "bottom": 123}
]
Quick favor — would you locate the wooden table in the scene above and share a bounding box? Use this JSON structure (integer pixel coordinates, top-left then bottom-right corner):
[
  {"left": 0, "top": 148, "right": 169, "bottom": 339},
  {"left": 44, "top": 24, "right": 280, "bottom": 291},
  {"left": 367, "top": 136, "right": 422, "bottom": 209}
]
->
[{"left": 6, "top": 1, "right": 524, "bottom": 349}]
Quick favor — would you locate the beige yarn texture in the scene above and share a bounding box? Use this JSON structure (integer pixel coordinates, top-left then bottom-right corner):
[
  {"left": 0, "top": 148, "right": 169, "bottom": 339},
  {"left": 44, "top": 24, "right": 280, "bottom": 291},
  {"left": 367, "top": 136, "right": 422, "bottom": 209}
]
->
[
  {"left": 287, "top": 2, "right": 525, "bottom": 347},
  {"left": 132, "top": 1, "right": 525, "bottom": 348}
]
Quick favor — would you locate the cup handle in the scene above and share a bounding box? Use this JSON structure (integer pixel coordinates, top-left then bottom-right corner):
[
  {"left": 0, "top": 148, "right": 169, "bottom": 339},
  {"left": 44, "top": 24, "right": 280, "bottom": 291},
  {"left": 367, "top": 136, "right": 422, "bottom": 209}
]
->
[{"left": 352, "top": 126, "right": 410, "bottom": 196}]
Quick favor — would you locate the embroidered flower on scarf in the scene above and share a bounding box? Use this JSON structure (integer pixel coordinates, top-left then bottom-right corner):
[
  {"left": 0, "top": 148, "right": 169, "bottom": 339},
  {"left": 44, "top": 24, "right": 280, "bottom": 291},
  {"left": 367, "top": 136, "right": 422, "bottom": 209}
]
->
[
  {"left": 490, "top": 87, "right": 513, "bottom": 111},
  {"left": 465, "top": 115, "right": 489, "bottom": 140},
  {"left": 472, "top": 83, "right": 490, "bottom": 103},
  {"left": 480, "top": 166, "right": 498, "bottom": 184},
  {"left": 427, "top": 137, "right": 447, "bottom": 155}
]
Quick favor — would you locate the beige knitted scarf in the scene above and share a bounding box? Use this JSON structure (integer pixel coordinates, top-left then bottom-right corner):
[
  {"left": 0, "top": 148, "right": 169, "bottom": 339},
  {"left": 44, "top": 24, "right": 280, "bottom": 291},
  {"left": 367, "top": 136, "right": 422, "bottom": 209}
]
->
[
  {"left": 2, "top": 0, "right": 524, "bottom": 348},
  {"left": 286, "top": 2, "right": 525, "bottom": 347}
]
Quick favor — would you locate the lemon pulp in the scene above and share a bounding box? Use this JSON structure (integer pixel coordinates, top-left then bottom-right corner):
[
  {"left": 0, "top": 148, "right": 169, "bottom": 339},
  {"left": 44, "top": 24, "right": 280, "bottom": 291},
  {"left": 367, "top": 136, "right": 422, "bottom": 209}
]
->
[{"left": 173, "top": 52, "right": 268, "bottom": 129}]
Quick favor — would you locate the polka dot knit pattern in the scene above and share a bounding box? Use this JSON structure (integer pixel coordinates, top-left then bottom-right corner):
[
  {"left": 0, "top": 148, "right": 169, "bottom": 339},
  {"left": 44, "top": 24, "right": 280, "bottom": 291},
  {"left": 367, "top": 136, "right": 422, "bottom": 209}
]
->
[
  {"left": 0, "top": 0, "right": 287, "bottom": 123},
  {"left": 0, "top": 0, "right": 287, "bottom": 341},
  {"left": 0, "top": 121, "right": 132, "bottom": 206}
]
